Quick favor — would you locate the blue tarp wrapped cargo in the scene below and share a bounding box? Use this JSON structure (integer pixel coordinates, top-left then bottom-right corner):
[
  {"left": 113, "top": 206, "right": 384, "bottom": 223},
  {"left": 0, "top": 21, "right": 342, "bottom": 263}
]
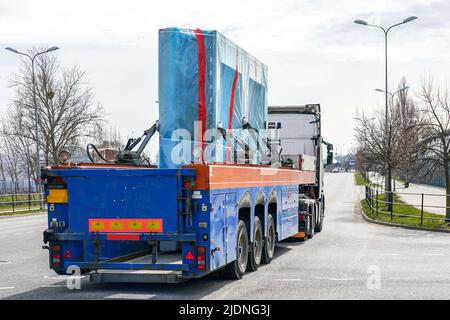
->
[{"left": 158, "top": 28, "right": 268, "bottom": 168}]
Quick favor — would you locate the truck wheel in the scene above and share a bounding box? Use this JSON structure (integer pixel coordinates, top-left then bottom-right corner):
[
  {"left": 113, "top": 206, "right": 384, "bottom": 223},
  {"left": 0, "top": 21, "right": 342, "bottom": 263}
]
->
[
  {"left": 315, "top": 202, "right": 324, "bottom": 233},
  {"left": 247, "top": 216, "right": 263, "bottom": 271},
  {"left": 308, "top": 207, "right": 315, "bottom": 239},
  {"left": 262, "top": 214, "right": 275, "bottom": 264},
  {"left": 222, "top": 220, "right": 248, "bottom": 279},
  {"left": 302, "top": 214, "right": 310, "bottom": 242}
]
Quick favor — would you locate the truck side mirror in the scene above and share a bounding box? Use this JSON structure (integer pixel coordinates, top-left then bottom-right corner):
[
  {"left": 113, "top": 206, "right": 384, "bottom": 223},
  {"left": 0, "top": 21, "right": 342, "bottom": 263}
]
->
[
  {"left": 326, "top": 152, "right": 333, "bottom": 166},
  {"left": 326, "top": 144, "right": 333, "bottom": 166}
]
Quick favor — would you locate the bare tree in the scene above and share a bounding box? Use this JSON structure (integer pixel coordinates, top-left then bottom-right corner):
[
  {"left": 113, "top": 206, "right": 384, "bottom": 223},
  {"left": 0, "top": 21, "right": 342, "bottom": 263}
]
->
[
  {"left": 0, "top": 133, "right": 21, "bottom": 193},
  {"left": 417, "top": 77, "right": 450, "bottom": 218},
  {"left": 6, "top": 49, "right": 104, "bottom": 167},
  {"left": 354, "top": 78, "right": 426, "bottom": 190}
]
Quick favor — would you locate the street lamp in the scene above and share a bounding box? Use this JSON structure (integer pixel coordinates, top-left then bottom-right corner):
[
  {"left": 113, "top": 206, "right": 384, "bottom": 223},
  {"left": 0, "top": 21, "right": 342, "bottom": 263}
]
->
[
  {"left": 375, "top": 86, "right": 409, "bottom": 108},
  {"left": 5, "top": 46, "right": 60, "bottom": 198},
  {"left": 354, "top": 16, "right": 417, "bottom": 209}
]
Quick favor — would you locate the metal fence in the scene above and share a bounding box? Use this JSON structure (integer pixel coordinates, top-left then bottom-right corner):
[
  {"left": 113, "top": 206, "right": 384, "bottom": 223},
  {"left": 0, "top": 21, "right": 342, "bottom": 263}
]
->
[
  {"left": 364, "top": 185, "right": 450, "bottom": 225},
  {"left": 0, "top": 193, "right": 45, "bottom": 214}
]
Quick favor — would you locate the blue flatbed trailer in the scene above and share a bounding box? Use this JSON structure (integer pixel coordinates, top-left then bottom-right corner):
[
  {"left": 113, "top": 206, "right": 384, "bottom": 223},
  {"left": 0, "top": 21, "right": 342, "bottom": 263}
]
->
[{"left": 42, "top": 162, "right": 320, "bottom": 282}]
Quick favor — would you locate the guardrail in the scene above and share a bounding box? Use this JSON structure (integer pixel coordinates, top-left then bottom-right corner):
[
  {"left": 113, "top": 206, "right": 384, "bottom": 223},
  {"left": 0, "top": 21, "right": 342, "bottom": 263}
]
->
[
  {"left": 364, "top": 185, "right": 450, "bottom": 224},
  {"left": 0, "top": 193, "right": 45, "bottom": 214}
]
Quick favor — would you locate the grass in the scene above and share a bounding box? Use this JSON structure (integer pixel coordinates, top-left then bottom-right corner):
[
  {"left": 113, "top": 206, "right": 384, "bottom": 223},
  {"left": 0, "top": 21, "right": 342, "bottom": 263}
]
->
[
  {"left": 0, "top": 193, "right": 44, "bottom": 214},
  {"left": 355, "top": 172, "right": 367, "bottom": 186},
  {"left": 0, "top": 208, "right": 46, "bottom": 216},
  {"left": 361, "top": 192, "right": 450, "bottom": 229}
]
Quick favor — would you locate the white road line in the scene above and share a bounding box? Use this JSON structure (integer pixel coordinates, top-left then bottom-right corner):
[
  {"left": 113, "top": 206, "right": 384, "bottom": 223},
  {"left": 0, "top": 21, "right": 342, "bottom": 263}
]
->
[
  {"left": 388, "top": 278, "right": 414, "bottom": 281},
  {"left": 314, "top": 277, "right": 357, "bottom": 281},
  {"left": 43, "top": 275, "right": 69, "bottom": 280},
  {"left": 276, "top": 279, "right": 303, "bottom": 282},
  {"left": 0, "top": 287, "right": 15, "bottom": 290},
  {"left": 422, "top": 253, "right": 444, "bottom": 256},
  {"left": 40, "top": 284, "right": 67, "bottom": 288},
  {"left": 105, "top": 293, "right": 156, "bottom": 300}
]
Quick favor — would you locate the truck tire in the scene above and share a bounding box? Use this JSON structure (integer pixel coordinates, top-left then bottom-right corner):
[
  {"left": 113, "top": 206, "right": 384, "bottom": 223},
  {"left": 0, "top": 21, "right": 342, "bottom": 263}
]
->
[
  {"left": 308, "top": 205, "right": 315, "bottom": 239},
  {"left": 247, "top": 216, "right": 263, "bottom": 271},
  {"left": 222, "top": 220, "right": 249, "bottom": 279},
  {"left": 315, "top": 201, "right": 324, "bottom": 233},
  {"left": 302, "top": 213, "right": 310, "bottom": 242},
  {"left": 262, "top": 214, "right": 275, "bottom": 264}
]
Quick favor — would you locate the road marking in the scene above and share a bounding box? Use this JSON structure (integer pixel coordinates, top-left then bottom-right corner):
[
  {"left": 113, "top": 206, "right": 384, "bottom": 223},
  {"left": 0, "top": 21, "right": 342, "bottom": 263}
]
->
[
  {"left": 422, "top": 253, "right": 444, "bottom": 256},
  {"left": 43, "top": 275, "right": 69, "bottom": 280},
  {"left": 40, "top": 284, "right": 67, "bottom": 288},
  {"left": 0, "top": 287, "right": 15, "bottom": 290},
  {"left": 0, "top": 260, "right": 12, "bottom": 265},
  {"left": 276, "top": 279, "right": 303, "bottom": 282},
  {"left": 105, "top": 293, "right": 156, "bottom": 300},
  {"left": 314, "top": 277, "right": 357, "bottom": 281}
]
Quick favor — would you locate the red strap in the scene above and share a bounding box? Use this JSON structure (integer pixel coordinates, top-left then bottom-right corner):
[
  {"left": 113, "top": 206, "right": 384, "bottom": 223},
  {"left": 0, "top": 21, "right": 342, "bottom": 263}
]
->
[
  {"left": 248, "top": 63, "right": 257, "bottom": 122},
  {"left": 226, "top": 51, "right": 239, "bottom": 162},
  {"left": 195, "top": 29, "right": 207, "bottom": 160}
]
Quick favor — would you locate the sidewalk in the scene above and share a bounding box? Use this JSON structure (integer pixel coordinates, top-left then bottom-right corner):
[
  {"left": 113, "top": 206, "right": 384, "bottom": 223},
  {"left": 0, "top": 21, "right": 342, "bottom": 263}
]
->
[
  {"left": 367, "top": 171, "right": 447, "bottom": 216},
  {"left": 396, "top": 183, "right": 447, "bottom": 216}
]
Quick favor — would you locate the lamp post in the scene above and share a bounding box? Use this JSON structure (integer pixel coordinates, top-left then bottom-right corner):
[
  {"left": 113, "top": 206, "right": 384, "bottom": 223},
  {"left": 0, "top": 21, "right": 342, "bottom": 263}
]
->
[
  {"left": 5, "top": 46, "right": 60, "bottom": 197},
  {"left": 354, "top": 16, "right": 417, "bottom": 209}
]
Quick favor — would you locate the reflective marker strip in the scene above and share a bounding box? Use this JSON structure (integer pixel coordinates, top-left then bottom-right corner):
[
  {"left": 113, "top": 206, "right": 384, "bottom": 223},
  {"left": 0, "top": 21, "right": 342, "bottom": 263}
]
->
[
  {"left": 47, "top": 189, "right": 68, "bottom": 203},
  {"left": 89, "top": 218, "right": 163, "bottom": 233},
  {"left": 291, "top": 232, "right": 306, "bottom": 238},
  {"left": 106, "top": 234, "right": 140, "bottom": 241}
]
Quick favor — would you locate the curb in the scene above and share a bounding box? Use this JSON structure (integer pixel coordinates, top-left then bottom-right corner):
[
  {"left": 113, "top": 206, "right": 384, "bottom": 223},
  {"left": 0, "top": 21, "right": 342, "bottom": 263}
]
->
[{"left": 358, "top": 200, "right": 450, "bottom": 234}]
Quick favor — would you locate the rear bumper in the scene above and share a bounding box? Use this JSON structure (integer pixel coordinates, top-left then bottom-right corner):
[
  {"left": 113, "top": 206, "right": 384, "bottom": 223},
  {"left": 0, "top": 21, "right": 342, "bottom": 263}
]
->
[
  {"left": 43, "top": 230, "right": 197, "bottom": 243},
  {"left": 69, "top": 261, "right": 188, "bottom": 271},
  {"left": 90, "top": 270, "right": 185, "bottom": 284}
]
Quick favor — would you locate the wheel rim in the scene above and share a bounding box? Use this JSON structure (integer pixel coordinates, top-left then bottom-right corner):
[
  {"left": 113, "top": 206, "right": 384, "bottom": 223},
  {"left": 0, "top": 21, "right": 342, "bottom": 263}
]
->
[
  {"left": 267, "top": 222, "right": 275, "bottom": 257},
  {"left": 306, "top": 215, "right": 310, "bottom": 235},
  {"left": 237, "top": 228, "right": 248, "bottom": 272},
  {"left": 253, "top": 225, "right": 263, "bottom": 265}
]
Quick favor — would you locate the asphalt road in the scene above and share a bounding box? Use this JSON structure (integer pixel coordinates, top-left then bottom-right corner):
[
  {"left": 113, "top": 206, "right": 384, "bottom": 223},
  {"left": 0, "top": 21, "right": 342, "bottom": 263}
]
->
[{"left": 1, "top": 172, "right": 450, "bottom": 300}]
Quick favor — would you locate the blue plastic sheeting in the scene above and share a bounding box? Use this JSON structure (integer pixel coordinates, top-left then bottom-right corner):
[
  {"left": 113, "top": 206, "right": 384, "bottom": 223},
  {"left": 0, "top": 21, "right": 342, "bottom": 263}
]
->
[{"left": 159, "top": 28, "right": 268, "bottom": 168}]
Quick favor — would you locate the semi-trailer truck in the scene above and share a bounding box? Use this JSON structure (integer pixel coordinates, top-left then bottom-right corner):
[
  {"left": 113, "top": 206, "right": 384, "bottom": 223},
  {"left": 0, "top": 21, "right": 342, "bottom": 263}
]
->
[
  {"left": 41, "top": 28, "right": 333, "bottom": 283},
  {"left": 42, "top": 104, "right": 332, "bottom": 283}
]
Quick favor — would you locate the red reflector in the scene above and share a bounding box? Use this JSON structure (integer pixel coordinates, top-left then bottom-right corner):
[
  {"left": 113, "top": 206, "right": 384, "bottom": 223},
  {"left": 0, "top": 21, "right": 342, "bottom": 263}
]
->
[
  {"left": 64, "top": 249, "right": 72, "bottom": 259},
  {"left": 106, "top": 234, "right": 140, "bottom": 241},
  {"left": 185, "top": 250, "right": 194, "bottom": 261},
  {"left": 299, "top": 214, "right": 306, "bottom": 221},
  {"left": 198, "top": 264, "right": 205, "bottom": 270}
]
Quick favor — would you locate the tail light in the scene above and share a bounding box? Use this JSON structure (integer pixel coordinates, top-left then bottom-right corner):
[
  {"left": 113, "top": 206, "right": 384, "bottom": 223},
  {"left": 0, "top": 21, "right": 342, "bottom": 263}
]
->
[
  {"left": 299, "top": 213, "right": 306, "bottom": 221},
  {"left": 197, "top": 246, "right": 206, "bottom": 270},
  {"left": 52, "top": 245, "right": 61, "bottom": 268}
]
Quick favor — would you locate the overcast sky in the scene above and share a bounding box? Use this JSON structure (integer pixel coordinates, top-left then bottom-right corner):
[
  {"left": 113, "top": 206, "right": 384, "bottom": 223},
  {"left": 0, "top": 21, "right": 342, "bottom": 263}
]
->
[{"left": 1, "top": 0, "right": 449, "bottom": 156}]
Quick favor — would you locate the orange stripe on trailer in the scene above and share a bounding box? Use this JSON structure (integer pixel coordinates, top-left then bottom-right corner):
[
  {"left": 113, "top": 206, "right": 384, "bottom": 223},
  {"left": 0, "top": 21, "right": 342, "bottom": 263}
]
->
[
  {"left": 88, "top": 218, "right": 163, "bottom": 233},
  {"left": 184, "top": 164, "right": 316, "bottom": 190}
]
